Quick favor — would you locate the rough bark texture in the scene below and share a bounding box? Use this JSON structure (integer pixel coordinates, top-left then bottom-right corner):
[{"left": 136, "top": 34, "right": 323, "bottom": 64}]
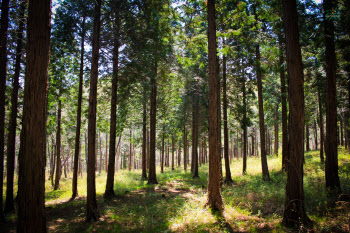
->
[
  {"left": 282, "top": 0, "right": 312, "bottom": 228},
  {"left": 105, "top": 10, "right": 120, "bottom": 196},
  {"left": 54, "top": 99, "right": 62, "bottom": 190},
  {"left": 17, "top": 0, "right": 51, "bottom": 230},
  {"left": 223, "top": 55, "right": 233, "bottom": 183},
  {"left": 0, "top": 0, "right": 10, "bottom": 221},
  {"left": 5, "top": 0, "right": 26, "bottom": 213},
  {"left": 324, "top": 0, "right": 341, "bottom": 194},
  {"left": 206, "top": 0, "right": 223, "bottom": 212},
  {"left": 256, "top": 44, "right": 270, "bottom": 180},
  {"left": 148, "top": 59, "right": 158, "bottom": 184},
  {"left": 71, "top": 15, "right": 86, "bottom": 200},
  {"left": 141, "top": 92, "right": 148, "bottom": 179},
  {"left": 279, "top": 36, "right": 288, "bottom": 169},
  {"left": 86, "top": 0, "right": 101, "bottom": 222}
]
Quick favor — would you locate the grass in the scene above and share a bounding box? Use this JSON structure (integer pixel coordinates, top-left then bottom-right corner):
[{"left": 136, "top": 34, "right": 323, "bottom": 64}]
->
[{"left": 2, "top": 147, "right": 350, "bottom": 232}]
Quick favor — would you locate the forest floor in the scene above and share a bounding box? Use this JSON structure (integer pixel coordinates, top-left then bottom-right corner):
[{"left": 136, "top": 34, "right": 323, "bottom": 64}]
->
[{"left": 2, "top": 147, "right": 350, "bottom": 232}]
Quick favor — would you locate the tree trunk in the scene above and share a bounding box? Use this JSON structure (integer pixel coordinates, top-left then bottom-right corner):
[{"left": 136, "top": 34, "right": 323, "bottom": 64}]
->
[
  {"left": 184, "top": 128, "right": 187, "bottom": 171},
  {"left": 141, "top": 90, "right": 147, "bottom": 180},
  {"left": 318, "top": 77, "right": 325, "bottom": 162},
  {"left": 206, "top": 0, "right": 223, "bottom": 212},
  {"left": 223, "top": 54, "right": 233, "bottom": 183},
  {"left": 86, "top": 0, "right": 101, "bottom": 222},
  {"left": 279, "top": 35, "right": 288, "bottom": 169},
  {"left": 324, "top": 0, "right": 341, "bottom": 194},
  {"left": 99, "top": 132, "right": 102, "bottom": 174},
  {"left": 171, "top": 136, "right": 175, "bottom": 171},
  {"left": 0, "top": 0, "right": 10, "bottom": 221},
  {"left": 54, "top": 100, "right": 62, "bottom": 190},
  {"left": 148, "top": 58, "right": 158, "bottom": 184},
  {"left": 306, "top": 124, "right": 310, "bottom": 152},
  {"left": 161, "top": 133, "right": 164, "bottom": 173},
  {"left": 192, "top": 81, "right": 199, "bottom": 178},
  {"left": 314, "top": 120, "right": 318, "bottom": 150},
  {"left": 17, "top": 0, "right": 50, "bottom": 230},
  {"left": 242, "top": 77, "right": 248, "bottom": 175},
  {"left": 5, "top": 0, "right": 25, "bottom": 213},
  {"left": 282, "top": 0, "right": 312, "bottom": 228},
  {"left": 256, "top": 44, "right": 270, "bottom": 180},
  {"left": 274, "top": 106, "right": 279, "bottom": 156},
  {"left": 105, "top": 133, "right": 108, "bottom": 172},
  {"left": 340, "top": 119, "right": 344, "bottom": 146},
  {"left": 129, "top": 129, "right": 132, "bottom": 171}
]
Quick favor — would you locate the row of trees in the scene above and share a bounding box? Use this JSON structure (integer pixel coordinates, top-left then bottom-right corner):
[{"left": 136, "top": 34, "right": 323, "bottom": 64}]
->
[{"left": 0, "top": 0, "right": 349, "bottom": 231}]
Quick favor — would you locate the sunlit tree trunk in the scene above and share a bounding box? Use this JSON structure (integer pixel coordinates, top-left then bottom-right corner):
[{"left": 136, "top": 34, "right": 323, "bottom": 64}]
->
[{"left": 54, "top": 99, "right": 62, "bottom": 190}]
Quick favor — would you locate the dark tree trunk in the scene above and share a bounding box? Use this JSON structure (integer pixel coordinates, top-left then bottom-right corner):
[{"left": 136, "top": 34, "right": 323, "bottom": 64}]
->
[
  {"left": 206, "top": 0, "right": 223, "bottom": 212},
  {"left": 306, "top": 124, "right": 310, "bottom": 152},
  {"left": 86, "top": 0, "right": 101, "bottom": 222},
  {"left": 5, "top": 0, "right": 25, "bottom": 213},
  {"left": 282, "top": 0, "right": 312, "bottom": 228},
  {"left": 340, "top": 119, "right": 344, "bottom": 146},
  {"left": 192, "top": 81, "right": 199, "bottom": 178},
  {"left": 129, "top": 129, "right": 132, "bottom": 171},
  {"left": 184, "top": 128, "right": 187, "bottom": 171},
  {"left": 242, "top": 77, "right": 248, "bottom": 175},
  {"left": 279, "top": 36, "right": 288, "bottom": 169},
  {"left": 274, "top": 106, "right": 279, "bottom": 156},
  {"left": 178, "top": 141, "right": 181, "bottom": 166},
  {"left": 324, "top": 0, "right": 341, "bottom": 194},
  {"left": 17, "top": 0, "right": 51, "bottom": 230},
  {"left": 71, "top": 15, "right": 85, "bottom": 200},
  {"left": 0, "top": 0, "right": 10, "bottom": 221},
  {"left": 256, "top": 44, "right": 270, "bottom": 180},
  {"left": 171, "top": 137, "right": 175, "bottom": 171},
  {"left": 141, "top": 90, "right": 147, "bottom": 180},
  {"left": 318, "top": 78, "right": 325, "bottom": 162},
  {"left": 148, "top": 58, "right": 158, "bottom": 184},
  {"left": 223, "top": 55, "right": 233, "bottom": 183},
  {"left": 314, "top": 120, "right": 318, "bottom": 150},
  {"left": 161, "top": 133, "right": 164, "bottom": 173},
  {"left": 54, "top": 100, "right": 62, "bottom": 190}
]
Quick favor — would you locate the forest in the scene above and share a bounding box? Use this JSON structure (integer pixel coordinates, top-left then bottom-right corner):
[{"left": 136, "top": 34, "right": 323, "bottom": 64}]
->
[{"left": 0, "top": 0, "right": 350, "bottom": 232}]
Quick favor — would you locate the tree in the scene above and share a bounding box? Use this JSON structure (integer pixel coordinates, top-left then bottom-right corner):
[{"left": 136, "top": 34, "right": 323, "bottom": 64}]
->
[
  {"left": 5, "top": 0, "right": 26, "bottom": 213},
  {"left": 86, "top": 0, "right": 101, "bottom": 222},
  {"left": 206, "top": 0, "right": 223, "bottom": 212},
  {"left": 54, "top": 99, "right": 62, "bottom": 190},
  {"left": 17, "top": 0, "right": 51, "bottom": 230},
  {"left": 0, "top": 0, "right": 10, "bottom": 221},
  {"left": 323, "top": 0, "right": 341, "bottom": 195},
  {"left": 282, "top": 0, "right": 312, "bottom": 228},
  {"left": 105, "top": 7, "right": 120, "bottom": 197}
]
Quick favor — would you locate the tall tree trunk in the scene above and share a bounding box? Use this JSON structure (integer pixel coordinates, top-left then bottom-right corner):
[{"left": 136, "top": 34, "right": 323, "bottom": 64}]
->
[
  {"left": 206, "top": 0, "right": 223, "bottom": 212},
  {"left": 99, "top": 132, "right": 102, "bottom": 173},
  {"left": 171, "top": 136, "right": 175, "bottom": 171},
  {"left": 223, "top": 54, "right": 233, "bottom": 183},
  {"left": 256, "top": 44, "right": 270, "bottom": 180},
  {"left": 54, "top": 100, "right": 62, "bottom": 190},
  {"left": 324, "top": 0, "right": 341, "bottom": 194},
  {"left": 86, "top": 0, "right": 101, "bottom": 222},
  {"left": 192, "top": 81, "right": 199, "bottom": 178},
  {"left": 0, "top": 0, "right": 10, "bottom": 221},
  {"left": 282, "top": 0, "right": 312, "bottom": 227},
  {"left": 318, "top": 77, "right": 325, "bottom": 162},
  {"left": 242, "top": 77, "right": 248, "bottom": 175},
  {"left": 274, "top": 106, "right": 279, "bottom": 156},
  {"left": 129, "top": 129, "right": 132, "bottom": 171},
  {"left": 279, "top": 35, "right": 288, "bottom": 169},
  {"left": 314, "top": 119, "right": 318, "bottom": 150},
  {"left": 5, "top": 0, "right": 26, "bottom": 213},
  {"left": 141, "top": 90, "right": 147, "bottom": 180},
  {"left": 306, "top": 124, "right": 310, "bottom": 151},
  {"left": 184, "top": 128, "right": 187, "bottom": 171},
  {"left": 340, "top": 119, "right": 344, "bottom": 146},
  {"left": 105, "top": 133, "right": 108, "bottom": 172},
  {"left": 148, "top": 58, "right": 158, "bottom": 184},
  {"left": 17, "top": 0, "right": 51, "bottom": 230},
  {"left": 161, "top": 133, "right": 164, "bottom": 173}
]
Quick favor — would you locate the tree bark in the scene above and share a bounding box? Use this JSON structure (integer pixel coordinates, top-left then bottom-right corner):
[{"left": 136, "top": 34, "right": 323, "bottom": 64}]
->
[
  {"left": 223, "top": 55, "right": 233, "bottom": 183},
  {"left": 256, "top": 44, "right": 270, "bottom": 180},
  {"left": 86, "top": 0, "right": 101, "bottom": 222},
  {"left": 184, "top": 128, "right": 187, "bottom": 171},
  {"left": 141, "top": 90, "right": 148, "bottom": 180},
  {"left": 192, "top": 81, "right": 199, "bottom": 178},
  {"left": 148, "top": 58, "right": 158, "bottom": 184},
  {"left": 306, "top": 124, "right": 310, "bottom": 152},
  {"left": 17, "top": 0, "right": 51, "bottom": 230},
  {"left": 0, "top": 0, "right": 10, "bottom": 221},
  {"left": 242, "top": 77, "right": 248, "bottom": 175},
  {"left": 5, "top": 0, "right": 26, "bottom": 213},
  {"left": 161, "top": 133, "right": 164, "bottom": 173},
  {"left": 324, "top": 0, "right": 341, "bottom": 194},
  {"left": 274, "top": 106, "right": 279, "bottom": 156},
  {"left": 318, "top": 77, "right": 325, "bottom": 162},
  {"left": 206, "top": 0, "right": 223, "bottom": 212},
  {"left": 54, "top": 99, "right": 62, "bottom": 190},
  {"left": 282, "top": 0, "right": 312, "bottom": 228}
]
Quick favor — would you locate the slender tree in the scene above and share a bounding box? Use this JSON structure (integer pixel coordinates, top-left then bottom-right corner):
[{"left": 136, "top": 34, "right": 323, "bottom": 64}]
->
[
  {"left": 17, "top": 0, "right": 51, "bottom": 230},
  {"left": 282, "top": 0, "right": 312, "bottom": 228},
  {"left": 5, "top": 0, "right": 26, "bottom": 213},
  {"left": 206, "top": 0, "right": 223, "bottom": 212},
  {"left": 86, "top": 0, "right": 101, "bottom": 221},
  {"left": 323, "top": 0, "right": 341, "bottom": 194},
  {"left": 54, "top": 99, "right": 62, "bottom": 190}
]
